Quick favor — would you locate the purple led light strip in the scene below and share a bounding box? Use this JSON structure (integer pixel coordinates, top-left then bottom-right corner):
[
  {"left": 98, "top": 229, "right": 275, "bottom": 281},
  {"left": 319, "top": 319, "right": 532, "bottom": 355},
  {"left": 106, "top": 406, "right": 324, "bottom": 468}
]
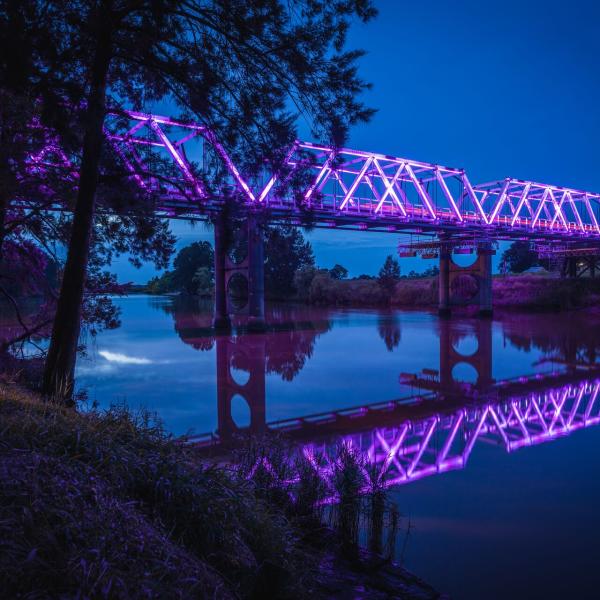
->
[
  {"left": 246, "top": 379, "right": 600, "bottom": 504},
  {"left": 26, "top": 110, "right": 600, "bottom": 238}
]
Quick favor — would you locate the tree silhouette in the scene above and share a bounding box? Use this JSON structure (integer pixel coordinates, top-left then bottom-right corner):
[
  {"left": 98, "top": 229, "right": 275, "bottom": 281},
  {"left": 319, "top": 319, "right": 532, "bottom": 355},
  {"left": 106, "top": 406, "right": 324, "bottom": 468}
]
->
[
  {"left": 501, "top": 241, "right": 539, "bottom": 273},
  {"left": 378, "top": 255, "right": 401, "bottom": 299},
  {"left": 329, "top": 264, "right": 349, "bottom": 280},
  {"left": 2, "top": 0, "right": 377, "bottom": 399},
  {"left": 264, "top": 226, "right": 316, "bottom": 298}
]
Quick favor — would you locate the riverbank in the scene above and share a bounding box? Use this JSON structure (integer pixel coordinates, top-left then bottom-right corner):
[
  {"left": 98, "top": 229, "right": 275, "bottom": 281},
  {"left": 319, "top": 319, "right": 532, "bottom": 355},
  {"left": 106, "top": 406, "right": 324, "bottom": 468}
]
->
[
  {"left": 134, "top": 273, "right": 600, "bottom": 313},
  {"left": 0, "top": 385, "right": 442, "bottom": 599},
  {"left": 306, "top": 273, "right": 600, "bottom": 311}
]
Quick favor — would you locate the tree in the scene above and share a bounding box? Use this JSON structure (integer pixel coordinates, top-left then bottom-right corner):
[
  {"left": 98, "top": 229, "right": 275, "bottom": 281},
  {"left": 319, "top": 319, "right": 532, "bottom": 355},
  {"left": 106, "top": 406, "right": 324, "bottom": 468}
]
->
[
  {"left": 17, "top": 0, "right": 377, "bottom": 399},
  {"left": 172, "top": 242, "right": 214, "bottom": 294},
  {"left": 377, "top": 315, "right": 401, "bottom": 352},
  {"left": 329, "top": 264, "right": 348, "bottom": 280},
  {"left": 264, "top": 226, "right": 315, "bottom": 297},
  {"left": 501, "top": 241, "right": 539, "bottom": 274},
  {"left": 193, "top": 267, "right": 213, "bottom": 297},
  {"left": 146, "top": 272, "right": 175, "bottom": 295},
  {"left": 378, "top": 255, "right": 401, "bottom": 297}
]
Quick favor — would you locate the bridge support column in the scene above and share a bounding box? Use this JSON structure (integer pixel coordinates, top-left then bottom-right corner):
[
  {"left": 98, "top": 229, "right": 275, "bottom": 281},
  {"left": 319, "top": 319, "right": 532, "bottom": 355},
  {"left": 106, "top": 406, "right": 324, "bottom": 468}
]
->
[
  {"left": 478, "top": 244, "right": 493, "bottom": 318},
  {"left": 438, "top": 247, "right": 451, "bottom": 317},
  {"left": 216, "top": 336, "right": 267, "bottom": 440},
  {"left": 246, "top": 214, "right": 265, "bottom": 332},
  {"left": 213, "top": 215, "right": 232, "bottom": 331},
  {"left": 566, "top": 257, "right": 577, "bottom": 279}
]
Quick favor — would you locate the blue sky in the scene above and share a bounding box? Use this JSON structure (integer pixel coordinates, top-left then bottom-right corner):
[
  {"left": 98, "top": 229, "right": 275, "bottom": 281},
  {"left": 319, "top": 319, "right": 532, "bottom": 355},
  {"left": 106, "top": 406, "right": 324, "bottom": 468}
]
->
[{"left": 112, "top": 0, "right": 600, "bottom": 282}]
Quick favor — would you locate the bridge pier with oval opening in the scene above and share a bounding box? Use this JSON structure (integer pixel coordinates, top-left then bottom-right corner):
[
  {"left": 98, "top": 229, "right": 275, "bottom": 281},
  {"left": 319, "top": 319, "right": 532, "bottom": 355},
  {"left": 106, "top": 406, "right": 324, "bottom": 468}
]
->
[
  {"left": 216, "top": 335, "right": 266, "bottom": 440},
  {"left": 213, "top": 214, "right": 232, "bottom": 331},
  {"left": 213, "top": 214, "right": 265, "bottom": 332},
  {"left": 438, "top": 242, "right": 493, "bottom": 318}
]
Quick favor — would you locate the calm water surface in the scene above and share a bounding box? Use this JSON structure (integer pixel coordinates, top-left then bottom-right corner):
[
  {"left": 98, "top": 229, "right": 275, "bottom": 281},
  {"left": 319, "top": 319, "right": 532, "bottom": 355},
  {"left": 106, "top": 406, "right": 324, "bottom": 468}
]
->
[{"left": 76, "top": 296, "right": 600, "bottom": 600}]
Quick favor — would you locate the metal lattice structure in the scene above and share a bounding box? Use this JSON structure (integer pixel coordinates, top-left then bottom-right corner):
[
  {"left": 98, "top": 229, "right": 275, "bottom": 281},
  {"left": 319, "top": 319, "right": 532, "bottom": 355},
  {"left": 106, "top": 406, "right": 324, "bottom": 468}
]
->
[
  {"left": 476, "top": 179, "right": 600, "bottom": 236},
  {"left": 301, "top": 378, "right": 600, "bottom": 497},
  {"left": 23, "top": 110, "right": 600, "bottom": 243}
]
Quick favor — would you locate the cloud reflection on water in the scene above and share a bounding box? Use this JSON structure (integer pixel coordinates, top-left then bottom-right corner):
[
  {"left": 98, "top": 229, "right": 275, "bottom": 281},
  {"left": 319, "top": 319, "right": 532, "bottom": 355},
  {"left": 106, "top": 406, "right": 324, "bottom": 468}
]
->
[{"left": 98, "top": 350, "right": 153, "bottom": 365}]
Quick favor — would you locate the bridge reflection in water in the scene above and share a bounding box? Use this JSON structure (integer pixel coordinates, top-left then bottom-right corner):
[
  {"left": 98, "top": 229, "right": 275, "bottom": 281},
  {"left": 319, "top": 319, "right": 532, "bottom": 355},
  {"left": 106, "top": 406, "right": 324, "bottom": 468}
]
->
[{"left": 169, "top": 302, "right": 600, "bottom": 491}]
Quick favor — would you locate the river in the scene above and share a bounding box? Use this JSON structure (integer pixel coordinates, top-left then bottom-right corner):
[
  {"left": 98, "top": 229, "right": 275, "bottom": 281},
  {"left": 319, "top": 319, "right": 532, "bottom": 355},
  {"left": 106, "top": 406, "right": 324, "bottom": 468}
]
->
[{"left": 75, "top": 295, "right": 600, "bottom": 600}]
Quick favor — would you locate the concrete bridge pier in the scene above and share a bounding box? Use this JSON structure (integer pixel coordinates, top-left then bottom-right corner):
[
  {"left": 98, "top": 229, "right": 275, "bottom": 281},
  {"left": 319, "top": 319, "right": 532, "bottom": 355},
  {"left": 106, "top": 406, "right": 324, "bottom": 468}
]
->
[
  {"left": 213, "top": 214, "right": 232, "bottom": 332},
  {"left": 438, "top": 246, "right": 451, "bottom": 317},
  {"left": 246, "top": 214, "right": 266, "bottom": 332},
  {"left": 437, "top": 238, "right": 493, "bottom": 318},
  {"left": 478, "top": 244, "right": 493, "bottom": 318},
  {"left": 212, "top": 214, "right": 265, "bottom": 332}
]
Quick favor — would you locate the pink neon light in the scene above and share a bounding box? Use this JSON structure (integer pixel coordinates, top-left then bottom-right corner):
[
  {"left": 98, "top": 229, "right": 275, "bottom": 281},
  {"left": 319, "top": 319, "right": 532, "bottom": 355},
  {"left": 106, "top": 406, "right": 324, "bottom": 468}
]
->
[
  {"left": 23, "top": 109, "right": 600, "bottom": 241},
  {"left": 294, "top": 379, "right": 600, "bottom": 501}
]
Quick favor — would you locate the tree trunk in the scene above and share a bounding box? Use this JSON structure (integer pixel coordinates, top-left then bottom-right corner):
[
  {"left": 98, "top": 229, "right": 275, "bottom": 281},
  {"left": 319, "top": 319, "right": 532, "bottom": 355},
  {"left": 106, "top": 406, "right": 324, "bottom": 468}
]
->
[
  {"left": 41, "top": 10, "right": 113, "bottom": 401},
  {"left": 0, "top": 191, "right": 6, "bottom": 262}
]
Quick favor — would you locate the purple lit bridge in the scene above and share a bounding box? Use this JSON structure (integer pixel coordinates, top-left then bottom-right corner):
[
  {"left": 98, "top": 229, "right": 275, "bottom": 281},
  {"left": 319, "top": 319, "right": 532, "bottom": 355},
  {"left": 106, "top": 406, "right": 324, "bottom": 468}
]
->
[
  {"left": 26, "top": 110, "right": 600, "bottom": 324},
  {"left": 187, "top": 314, "right": 600, "bottom": 495},
  {"left": 300, "top": 377, "right": 600, "bottom": 496},
  {"left": 195, "top": 372, "right": 600, "bottom": 498}
]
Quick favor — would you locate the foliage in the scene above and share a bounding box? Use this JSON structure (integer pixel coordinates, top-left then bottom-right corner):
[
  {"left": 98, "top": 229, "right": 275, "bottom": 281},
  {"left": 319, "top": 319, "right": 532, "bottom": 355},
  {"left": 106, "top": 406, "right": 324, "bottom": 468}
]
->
[
  {"left": 329, "top": 263, "right": 348, "bottom": 280},
  {"left": 293, "top": 266, "right": 320, "bottom": 301},
  {"left": 193, "top": 266, "right": 213, "bottom": 297},
  {"left": 0, "top": 387, "right": 307, "bottom": 598},
  {"left": 403, "top": 265, "right": 439, "bottom": 279},
  {"left": 171, "top": 241, "right": 214, "bottom": 294},
  {"left": 0, "top": 385, "right": 436, "bottom": 599},
  {"left": 146, "top": 271, "right": 176, "bottom": 295},
  {"left": 0, "top": 84, "right": 174, "bottom": 365},
  {"left": 264, "top": 226, "right": 316, "bottom": 298},
  {"left": 501, "top": 241, "right": 539, "bottom": 274},
  {"left": 378, "top": 255, "right": 401, "bottom": 296},
  {"left": 1, "top": 0, "right": 377, "bottom": 397},
  {"left": 147, "top": 227, "right": 315, "bottom": 298},
  {"left": 308, "top": 272, "right": 386, "bottom": 305}
]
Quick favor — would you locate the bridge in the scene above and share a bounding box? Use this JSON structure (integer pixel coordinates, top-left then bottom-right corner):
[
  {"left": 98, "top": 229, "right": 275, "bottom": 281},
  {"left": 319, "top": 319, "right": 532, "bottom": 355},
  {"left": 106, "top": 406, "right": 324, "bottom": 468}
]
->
[
  {"left": 26, "top": 109, "right": 600, "bottom": 325},
  {"left": 191, "top": 335, "right": 600, "bottom": 500},
  {"left": 163, "top": 302, "right": 600, "bottom": 500},
  {"left": 296, "top": 376, "right": 600, "bottom": 501}
]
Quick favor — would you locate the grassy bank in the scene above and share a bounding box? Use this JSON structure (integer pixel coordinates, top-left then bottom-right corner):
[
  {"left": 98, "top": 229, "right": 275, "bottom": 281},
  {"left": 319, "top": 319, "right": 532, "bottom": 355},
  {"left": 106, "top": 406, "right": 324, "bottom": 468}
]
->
[
  {"left": 306, "top": 273, "right": 600, "bottom": 311},
  {"left": 0, "top": 386, "right": 441, "bottom": 599}
]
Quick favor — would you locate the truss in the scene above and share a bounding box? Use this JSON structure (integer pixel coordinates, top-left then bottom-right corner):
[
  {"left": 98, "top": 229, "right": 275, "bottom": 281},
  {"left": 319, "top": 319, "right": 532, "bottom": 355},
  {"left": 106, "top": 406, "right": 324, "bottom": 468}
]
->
[
  {"left": 475, "top": 179, "right": 600, "bottom": 237},
  {"left": 534, "top": 242, "right": 600, "bottom": 258},
  {"left": 300, "top": 379, "right": 600, "bottom": 501},
  {"left": 22, "top": 110, "right": 600, "bottom": 241}
]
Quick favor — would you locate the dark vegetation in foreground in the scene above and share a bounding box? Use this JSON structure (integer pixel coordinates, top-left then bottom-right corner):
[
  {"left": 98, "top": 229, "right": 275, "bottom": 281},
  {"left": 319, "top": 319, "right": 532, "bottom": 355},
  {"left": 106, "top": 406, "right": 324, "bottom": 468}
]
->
[{"left": 0, "top": 386, "right": 441, "bottom": 600}]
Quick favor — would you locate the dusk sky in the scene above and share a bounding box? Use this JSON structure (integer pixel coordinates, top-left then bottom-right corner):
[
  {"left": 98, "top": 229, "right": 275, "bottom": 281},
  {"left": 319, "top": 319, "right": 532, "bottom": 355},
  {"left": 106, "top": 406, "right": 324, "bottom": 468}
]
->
[{"left": 113, "top": 0, "right": 600, "bottom": 283}]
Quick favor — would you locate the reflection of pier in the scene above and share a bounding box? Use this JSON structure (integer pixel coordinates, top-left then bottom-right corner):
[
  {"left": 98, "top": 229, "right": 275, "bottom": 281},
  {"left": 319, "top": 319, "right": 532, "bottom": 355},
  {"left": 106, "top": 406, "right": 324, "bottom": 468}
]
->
[
  {"left": 216, "top": 336, "right": 266, "bottom": 438},
  {"left": 400, "top": 318, "right": 493, "bottom": 396},
  {"left": 169, "top": 302, "right": 600, "bottom": 488}
]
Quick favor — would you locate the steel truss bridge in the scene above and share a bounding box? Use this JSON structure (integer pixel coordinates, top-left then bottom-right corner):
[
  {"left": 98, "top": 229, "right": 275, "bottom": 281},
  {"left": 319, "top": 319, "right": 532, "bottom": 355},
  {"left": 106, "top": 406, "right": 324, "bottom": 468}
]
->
[
  {"left": 301, "top": 377, "right": 600, "bottom": 495},
  {"left": 195, "top": 372, "right": 600, "bottom": 500},
  {"left": 28, "top": 109, "right": 600, "bottom": 245}
]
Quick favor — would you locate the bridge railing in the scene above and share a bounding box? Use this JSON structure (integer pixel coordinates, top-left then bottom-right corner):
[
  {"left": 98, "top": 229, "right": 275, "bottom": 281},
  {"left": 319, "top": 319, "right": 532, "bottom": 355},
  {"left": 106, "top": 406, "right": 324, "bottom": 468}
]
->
[{"left": 475, "top": 179, "right": 600, "bottom": 237}]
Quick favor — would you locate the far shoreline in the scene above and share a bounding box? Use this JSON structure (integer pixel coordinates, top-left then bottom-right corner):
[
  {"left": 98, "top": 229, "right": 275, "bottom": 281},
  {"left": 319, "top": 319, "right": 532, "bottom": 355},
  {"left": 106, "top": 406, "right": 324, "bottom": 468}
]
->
[{"left": 124, "top": 273, "right": 600, "bottom": 315}]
